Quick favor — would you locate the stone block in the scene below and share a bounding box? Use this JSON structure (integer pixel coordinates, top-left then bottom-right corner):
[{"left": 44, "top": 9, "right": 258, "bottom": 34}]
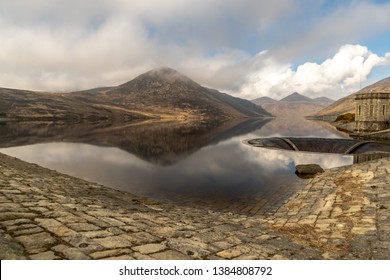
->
[
  {"left": 90, "top": 248, "right": 132, "bottom": 259},
  {"left": 150, "top": 250, "right": 191, "bottom": 260},
  {"left": 0, "top": 212, "right": 37, "bottom": 221},
  {"left": 82, "top": 230, "right": 114, "bottom": 239},
  {"left": 168, "top": 238, "right": 211, "bottom": 259},
  {"left": 67, "top": 223, "right": 101, "bottom": 231},
  {"left": 132, "top": 243, "right": 167, "bottom": 254},
  {"left": 35, "top": 218, "right": 75, "bottom": 237},
  {"left": 30, "top": 251, "right": 58, "bottom": 260},
  {"left": 52, "top": 244, "right": 91, "bottom": 260},
  {"left": 14, "top": 232, "right": 58, "bottom": 254},
  {"left": 93, "top": 235, "right": 133, "bottom": 249},
  {"left": 216, "top": 245, "right": 251, "bottom": 259},
  {"left": 0, "top": 235, "right": 28, "bottom": 260}
]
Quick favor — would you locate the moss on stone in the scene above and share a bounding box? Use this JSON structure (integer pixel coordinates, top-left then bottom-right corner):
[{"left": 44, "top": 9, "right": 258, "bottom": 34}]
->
[{"left": 335, "top": 113, "right": 355, "bottom": 123}]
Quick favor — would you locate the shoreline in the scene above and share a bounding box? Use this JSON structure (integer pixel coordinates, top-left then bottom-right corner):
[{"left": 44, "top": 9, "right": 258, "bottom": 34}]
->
[{"left": 0, "top": 152, "right": 389, "bottom": 260}]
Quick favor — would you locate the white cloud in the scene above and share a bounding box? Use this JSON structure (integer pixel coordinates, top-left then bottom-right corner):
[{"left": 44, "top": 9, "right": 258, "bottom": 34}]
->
[
  {"left": 0, "top": 1, "right": 389, "bottom": 99},
  {"left": 238, "top": 44, "right": 390, "bottom": 100}
]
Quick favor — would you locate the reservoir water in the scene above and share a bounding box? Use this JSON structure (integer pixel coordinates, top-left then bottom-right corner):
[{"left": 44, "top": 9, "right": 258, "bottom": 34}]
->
[{"left": 0, "top": 118, "right": 354, "bottom": 215}]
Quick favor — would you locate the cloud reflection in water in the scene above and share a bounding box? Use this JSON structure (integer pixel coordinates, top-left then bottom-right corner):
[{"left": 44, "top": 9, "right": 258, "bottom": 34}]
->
[{"left": 0, "top": 135, "right": 353, "bottom": 206}]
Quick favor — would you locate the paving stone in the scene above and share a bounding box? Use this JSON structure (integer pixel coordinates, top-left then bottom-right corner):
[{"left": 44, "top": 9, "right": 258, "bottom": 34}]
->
[
  {"left": 30, "top": 251, "right": 58, "bottom": 260},
  {"left": 271, "top": 254, "right": 289, "bottom": 260},
  {"left": 67, "top": 223, "right": 101, "bottom": 231},
  {"left": 0, "top": 235, "right": 28, "bottom": 260},
  {"left": 13, "top": 226, "right": 44, "bottom": 236},
  {"left": 100, "top": 217, "right": 125, "bottom": 227},
  {"left": 216, "top": 245, "right": 251, "bottom": 259},
  {"left": 212, "top": 241, "right": 233, "bottom": 250},
  {"left": 29, "top": 207, "right": 50, "bottom": 213},
  {"left": 1, "top": 218, "right": 32, "bottom": 226},
  {"left": 35, "top": 218, "right": 76, "bottom": 237},
  {"left": 124, "top": 232, "right": 160, "bottom": 245},
  {"left": 74, "top": 213, "right": 111, "bottom": 228},
  {"left": 63, "top": 233, "right": 104, "bottom": 254},
  {"left": 150, "top": 250, "right": 191, "bottom": 260},
  {"left": 122, "top": 225, "right": 141, "bottom": 233},
  {"left": 233, "top": 254, "right": 260, "bottom": 260},
  {"left": 90, "top": 248, "right": 132, "bottom": 259},
  {"left": 168, "top": 238, "right": 211, "bottom": 259},
  {"left": 6, "top": 223, "right": 37, "bottom": 232},
  {"left": 192, "top": 231, "right": 226, "bottom": 244},
  {"left": 104, "top": 255, "right": 135, "bottom": 260},
  {"left": 56, "top": 214, "right": 87, "bottom": 224},
  {"left": 106, "top": 227, "right": 125, "bottom": 235},
  {"left": 132, "top": 243, "right": 167, "bottom": 254},
  {"left": 14, "top": 232, "right": 58, "bottom": 254},
  {"left": 0, "top": 202, "right": 24, "bottom": 210},
  {"left": 116, "top": 217, "right": 136, "bottom": 224},
  {"left": 133, "top": 252, "right": 156, "bottom": 260},
  {"left": 82, "top": 230, "right": 114, "bottom": 239},
  {"left": 52, "top": 244, "right": 91, "bottom": 260},
  {"left": 93, "top": 235, "right": 133, "bottom": 249},
  {"left": 0, "top": 212, "right": 37, "bottom": 221},
  {"left": 351, "top": 226, "right": 376, "bottom": 235},
  {"left": 87, "top": 210, "right": 113, "bottom": 217}
]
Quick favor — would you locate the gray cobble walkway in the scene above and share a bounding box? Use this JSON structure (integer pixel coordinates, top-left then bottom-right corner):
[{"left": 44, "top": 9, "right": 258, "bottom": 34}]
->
[{"left": 0, "top": 152, "right": 389, "bottom": 259}]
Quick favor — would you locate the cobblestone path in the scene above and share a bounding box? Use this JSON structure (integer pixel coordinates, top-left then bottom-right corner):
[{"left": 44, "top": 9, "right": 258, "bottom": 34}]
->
[{"left": 0, "top": 153, "right": 389, "bottom": 260}]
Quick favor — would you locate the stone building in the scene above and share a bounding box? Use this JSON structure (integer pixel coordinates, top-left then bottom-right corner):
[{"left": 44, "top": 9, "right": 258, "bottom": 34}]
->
[{"left": 355, "top": 92, "right": 390, "bottom": 132}]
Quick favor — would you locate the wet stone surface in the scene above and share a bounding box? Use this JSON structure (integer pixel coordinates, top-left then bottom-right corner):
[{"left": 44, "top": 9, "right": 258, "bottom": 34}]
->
[{"left": 0, "top": 152, "right": 389, "bottom": 260}]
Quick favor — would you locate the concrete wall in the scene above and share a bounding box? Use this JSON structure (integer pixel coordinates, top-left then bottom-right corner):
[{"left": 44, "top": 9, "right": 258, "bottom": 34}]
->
[
  {"left": 355, "top": 92, "right": 390, "bottom": 132},
  {"left": 354, "top": 154, "right": 390, "bottom": 164}
]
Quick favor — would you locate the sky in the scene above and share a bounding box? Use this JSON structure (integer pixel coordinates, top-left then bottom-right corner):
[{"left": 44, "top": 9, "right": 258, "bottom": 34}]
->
[{"left": 0, "top": 0, "right": 390, "bottom": 100}]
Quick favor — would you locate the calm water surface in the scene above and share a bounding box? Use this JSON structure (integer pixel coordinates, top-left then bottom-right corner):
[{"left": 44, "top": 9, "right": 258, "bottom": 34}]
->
[{"left": 0, "top": 118, "right": 353, "bottom": 213}]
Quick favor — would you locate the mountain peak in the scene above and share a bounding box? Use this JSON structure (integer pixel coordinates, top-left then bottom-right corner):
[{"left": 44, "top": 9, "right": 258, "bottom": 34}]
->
[
  {"left": 280, "top": 92, "right": 311, "bottom": 102},
  {"left": 251, "top": 96, "right": 277, "bottom": 106},
  {"left": 139, "top": 67, "right": 194, "bottom": 84},
  {"left": 117, "top": 67, "right": 198, "bottom": 90},
  {"left": 105, "top": 67, "right": 272, "bottom": 120},
  {"left": 147, "top": 66, "right": 179, "bottom": 76}
]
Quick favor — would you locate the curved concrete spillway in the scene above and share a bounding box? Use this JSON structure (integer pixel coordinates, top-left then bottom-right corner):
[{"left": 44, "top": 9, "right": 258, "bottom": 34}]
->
[{"left": 245, "top": 137, "right": 390, "bottom": 155}]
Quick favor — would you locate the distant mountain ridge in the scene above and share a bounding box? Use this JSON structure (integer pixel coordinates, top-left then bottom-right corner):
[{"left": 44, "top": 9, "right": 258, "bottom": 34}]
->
[
  {"left": 0, "top": 67, "right": 271, "bottom": 123},
  {"left": 311, "top": 76, "right": 390, "bottom": 120},
  {"left": 251, "top": 92, "right": 334, "bottom": 117},
  {"left": 313, "top": 96, "right": 335, "bottom": 106},
  {"left": 280, "top": 92, "right": 312, "bottom": 103},
  {"left": 251, "top": 96, "right": 278, "bottom": 105}
]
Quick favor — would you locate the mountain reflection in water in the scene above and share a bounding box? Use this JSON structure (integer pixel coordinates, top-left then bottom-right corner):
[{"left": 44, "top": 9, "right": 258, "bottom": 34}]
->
[
  {"left": 0, "top": 118, "right": 270, "bottom": 165},
  {"left": 0, "top": 118, "right": 355, "bottom": 215}
]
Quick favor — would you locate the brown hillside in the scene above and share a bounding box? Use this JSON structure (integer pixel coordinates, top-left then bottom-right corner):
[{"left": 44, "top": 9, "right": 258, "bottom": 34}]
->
[
  {"left": 83, "top": 67, "right": 272, "bottom": 122},
  {"left": 0, "top": 87, "right": 137, "bottom": 122},
  {"left": 0, "top": 67, "right": 271, "bottom": 123},
  {"left": 311, "top": 77, "right": 390, "bottom": 120}
]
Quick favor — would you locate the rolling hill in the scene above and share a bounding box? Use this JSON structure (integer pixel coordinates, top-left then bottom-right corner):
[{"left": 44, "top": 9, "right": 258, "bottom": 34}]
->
[{"left": 0, "top": 88, "right": 144, "bottom": 122}]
